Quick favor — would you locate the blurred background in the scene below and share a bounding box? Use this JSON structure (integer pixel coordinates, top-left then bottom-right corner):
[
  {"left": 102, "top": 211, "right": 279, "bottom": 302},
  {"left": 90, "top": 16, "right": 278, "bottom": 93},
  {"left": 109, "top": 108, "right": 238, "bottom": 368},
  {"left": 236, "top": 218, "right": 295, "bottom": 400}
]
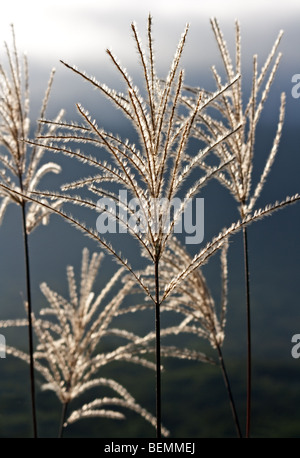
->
[{"left": 0, "top": 0, "right": 299, "bottom": 438}]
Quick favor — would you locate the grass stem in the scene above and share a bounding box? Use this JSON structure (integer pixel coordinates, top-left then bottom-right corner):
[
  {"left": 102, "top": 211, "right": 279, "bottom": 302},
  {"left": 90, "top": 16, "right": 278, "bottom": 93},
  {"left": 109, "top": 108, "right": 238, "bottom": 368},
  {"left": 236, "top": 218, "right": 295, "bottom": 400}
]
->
[
  {"left": 154, "top": 255, "right": 162, "bottom": 439},
  {"left": 216, "top": 342, "right": 242, "bottom": 438},
  {"left": 58, "top": 402, "right": 69, "bottom": 438},
  {"left": 243, "top": 225, "right": 251, "bottom": 438}
]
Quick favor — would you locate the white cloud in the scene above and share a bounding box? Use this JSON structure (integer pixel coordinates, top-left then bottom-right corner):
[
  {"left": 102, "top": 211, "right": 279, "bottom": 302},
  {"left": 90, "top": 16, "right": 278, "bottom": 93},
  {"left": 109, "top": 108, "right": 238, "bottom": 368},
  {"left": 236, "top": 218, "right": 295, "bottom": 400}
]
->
[{"left": 0, "top": 0, "right": 299, "bottom": 67}]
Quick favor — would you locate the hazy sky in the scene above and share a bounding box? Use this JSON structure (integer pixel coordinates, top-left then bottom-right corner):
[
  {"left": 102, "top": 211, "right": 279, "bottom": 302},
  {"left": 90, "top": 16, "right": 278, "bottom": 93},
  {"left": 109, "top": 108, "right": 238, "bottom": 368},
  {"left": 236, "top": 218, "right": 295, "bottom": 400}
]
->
[{"left": 0, "top": 0, "right": 299, "bottom": 66}]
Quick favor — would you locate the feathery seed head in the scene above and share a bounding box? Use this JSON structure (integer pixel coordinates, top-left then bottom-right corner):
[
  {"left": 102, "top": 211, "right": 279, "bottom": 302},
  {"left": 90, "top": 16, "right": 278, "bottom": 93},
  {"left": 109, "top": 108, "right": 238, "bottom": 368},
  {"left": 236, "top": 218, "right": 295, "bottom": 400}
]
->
[
  {"left": 0, "top": 26, "right": 64, "bottom": 232},
  {"left": 0, "top": 247, "right": 168, "bottom": 434},
  {"left": 185, "top": 19, "right": 285, "bottom": 218}
]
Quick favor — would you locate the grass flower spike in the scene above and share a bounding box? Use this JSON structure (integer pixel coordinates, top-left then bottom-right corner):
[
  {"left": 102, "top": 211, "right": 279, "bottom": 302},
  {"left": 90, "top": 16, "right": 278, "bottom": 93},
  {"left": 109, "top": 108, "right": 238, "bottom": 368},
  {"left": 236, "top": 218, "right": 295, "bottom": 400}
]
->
[{"left": 0, "top": 26, "right": 64, "bottom": 231}]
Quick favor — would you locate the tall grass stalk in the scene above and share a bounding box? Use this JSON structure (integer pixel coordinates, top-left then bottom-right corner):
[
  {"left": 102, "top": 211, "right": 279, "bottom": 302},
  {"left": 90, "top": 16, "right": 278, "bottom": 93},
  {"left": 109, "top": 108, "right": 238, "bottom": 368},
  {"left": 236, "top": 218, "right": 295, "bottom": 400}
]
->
[
  {"left": 216, "top": 343, "right": 242, "bottom": 437},
  {"left": 0, "top": 26, "right": 64, "bottom": 437},
  {"left": 154, "top": 255, "right": 162, "bottom": 436},
  {"left": 26, "top": 15, "right": 239, "bottom": 437},
  {"left": 183, "top": 18, "right": 287, "bottom": 436},
  {"left": 20, "top": 201, "right": 37, "bottom": 437},
  {"left": 58, "top": 399, "right": 69, "bottom": 438},
  {"left": 243, "top": 225, "right": 251, "bottom": 437}
]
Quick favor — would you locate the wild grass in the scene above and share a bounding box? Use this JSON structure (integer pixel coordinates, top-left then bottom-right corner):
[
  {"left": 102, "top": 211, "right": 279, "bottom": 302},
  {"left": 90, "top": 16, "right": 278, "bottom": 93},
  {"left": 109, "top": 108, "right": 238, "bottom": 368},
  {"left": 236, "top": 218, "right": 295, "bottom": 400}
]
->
[
  {"left": 26, "top": 15, "right": 240, "bottom": 437},
  {"left": 0, "top": 25, "right": 64, "bottom": 437},
  {"left": 0, "top": 247, "right": 169, "bottom": 437},
  {"left": 183, "top": 18, "right": 287, "bottom": 436},
  {"left": 0, "top": 15, "right": 299, "bottom": 438}
]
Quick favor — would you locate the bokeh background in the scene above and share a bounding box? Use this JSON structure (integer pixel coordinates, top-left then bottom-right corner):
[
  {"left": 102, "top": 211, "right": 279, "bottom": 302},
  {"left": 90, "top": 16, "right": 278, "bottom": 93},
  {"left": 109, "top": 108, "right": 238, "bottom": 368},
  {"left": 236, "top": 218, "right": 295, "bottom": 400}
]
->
[{"left": 0, "top": 0, "right": 299, "bottom": 438}]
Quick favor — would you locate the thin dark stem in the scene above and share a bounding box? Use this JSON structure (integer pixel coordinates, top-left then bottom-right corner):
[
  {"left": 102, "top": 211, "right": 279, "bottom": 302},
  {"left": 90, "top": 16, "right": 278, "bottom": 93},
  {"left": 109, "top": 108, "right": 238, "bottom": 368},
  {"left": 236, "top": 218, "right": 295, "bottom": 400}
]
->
[
  {"left": 20, "top": 202, "right": 38, "bottom": 438},
  {"left": 58, "top": 402, "right": 69, "bottom": 438},
  {"left": 216, "top": 342, "right": 243, "bottom": 438},
  {"left": 154, "top": 254, "right": 162, "bottom": 439},
  {"left": 243, "top": 225, "right": 251, "bottom": 438}
]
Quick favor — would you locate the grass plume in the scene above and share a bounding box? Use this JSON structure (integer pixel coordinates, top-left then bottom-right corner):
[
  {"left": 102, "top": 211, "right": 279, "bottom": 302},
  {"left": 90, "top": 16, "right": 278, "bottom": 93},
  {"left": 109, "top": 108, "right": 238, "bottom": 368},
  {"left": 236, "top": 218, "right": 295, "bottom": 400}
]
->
[{"left": 0, "top": 247, "right": 170, "bottom": 437}]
